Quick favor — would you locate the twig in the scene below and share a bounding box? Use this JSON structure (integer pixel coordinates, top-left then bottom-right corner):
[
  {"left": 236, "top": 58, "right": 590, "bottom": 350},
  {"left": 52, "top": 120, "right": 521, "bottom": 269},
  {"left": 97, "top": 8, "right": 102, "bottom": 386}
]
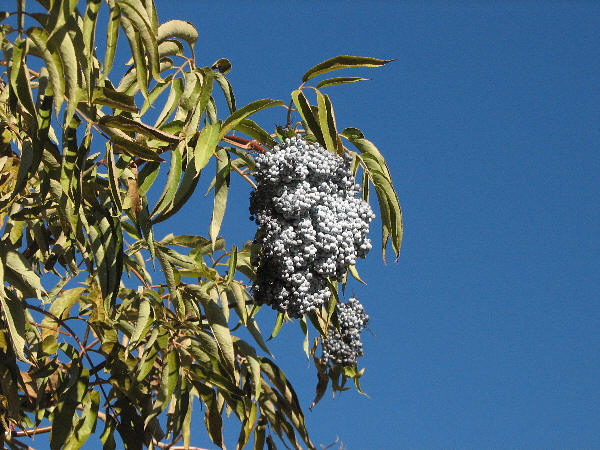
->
[
  {"left": 230, "top": 162, "right": 257, "bottom": 189},
  {"left": 12, "top": 425, "right": 52, "bottom": 437},
  {"left": 222, "top": 134, "right": 268, "bottom": 153}
]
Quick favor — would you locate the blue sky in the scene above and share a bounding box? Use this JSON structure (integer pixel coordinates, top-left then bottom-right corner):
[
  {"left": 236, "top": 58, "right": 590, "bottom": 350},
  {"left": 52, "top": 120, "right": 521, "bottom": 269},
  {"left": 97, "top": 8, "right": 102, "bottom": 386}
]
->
[
  {"left": 12, "top": 1, "right": 600, "bottom": 448},
  {"left": 161, "top": 2, "right": 597, "bottom": 448}
]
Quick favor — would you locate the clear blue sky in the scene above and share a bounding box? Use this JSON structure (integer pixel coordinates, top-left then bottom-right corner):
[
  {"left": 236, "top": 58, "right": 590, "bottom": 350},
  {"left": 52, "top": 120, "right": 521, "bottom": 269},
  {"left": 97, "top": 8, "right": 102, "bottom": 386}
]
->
[{"left": 18, "top": 1, "right": 600, "bottom": 448}]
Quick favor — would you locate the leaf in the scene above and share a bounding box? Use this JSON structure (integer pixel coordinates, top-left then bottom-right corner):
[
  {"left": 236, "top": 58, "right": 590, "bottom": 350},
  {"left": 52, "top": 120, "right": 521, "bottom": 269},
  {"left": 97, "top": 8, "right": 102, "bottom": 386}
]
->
[
  {"left": 213, "top": 72, "right": 236, "bottom": 113},
  {"left": 316, "top": 76, "right": 370, "bottom": 88},
  {"left": 101, "top": 1, "right": 120, "bottom": 82},
  {"left": 0, "top": 270, "right": 29, "bottom": 363},
  {"left": 226, "top": 245, "right": 237, "bottom": 283},
  {"left": 341, "top": 128, "right": 403, "bottom": 260},
  {"left": 64, "top": 389, "right": 100, "bottom": 449},
  {"left": 41, "top": 287, "right": 84, "bottom": 353},
  {"left": 197, "top": 285, "right": 236, "bottom": 379},
  {"left": 154, "top": 77, "right": 183, "bottom": 127},
  {"left": 234, "top": 119, "right": 278, "bottom": 149},
  {"left": 300, "top": 316, "right": 309, "bottom": 360},
  {"left": 9, "top": 37, "right": 36, "bottom": 119},
  {"left": 48, "top": 25, "right": 79, "bottom": 127},
  {"left": 208, "top": 147, "right": 230, "bottom": 250},
  {"left": 127, "top": 297, "right": 152, "bottom": 352},
  {"left": 50, "top": 366, "right": 89, "bottom": 450},
  {"left": 92, "top": 86, "right": 137, "bottom": 113},
  {"left": 269, "top": 311, "right": 284, "bottom": 340},
  {"left": 348, "top": 264, "right": 366, "bottom": 285},
  {"left": 152, "top": 150, "right": 201, "bottom": 224},
  {"left": 99, "top": 115, "right": 179, "bottom": 143},
  {"left": 212, "top": 57, "right": 231, "bottom": 74},
  {"left": 146, "top": 349, "right": 178, "bottom": 426},
  {"left": 27, "top": 27, "right": 65, "bottom": 116},
  {"left": 316, "top": 90, "right": 339, "bottom": 153},
  {"left": 158, "top": 39, "right": 184, "bottom": 58},
  {"left": 157, "top": 20, "right": 198, "bottom": 53},
  {"left": 119, "top": 15, "right": 148, "bottom": 99},
  {"left": 97, "top": 124, "right": 164, "bottom": 161},
  {"left": 106, "top": 144, "right": 123, "bottom": 213},
  {"left": 302, "top": 55, "right": 393, "bottom": 82},
  {"left": 3, "top": 249, "right": 43, "bottom": 299},
  {"left": 246, "top": 317, "right": 273, "bottom": 358},
  {"left": 220, "top": 99, "right": 284, "bottom": 139},
  {"left": 227, "top": 282, "right": 247, "bottom": 326},
  {"left": 151, "top": 144, "right": 182, "bottom": 217},
  {"left": 291, "top": 90, "right": 325, "bottom": 147},
  {"left": 194, "top": 123, "right": 221, "bottom": 173},
  {"left": 82, "top": 0, "right": 102, "bottom": 103},
  {"left": 117, "top": 0, "right": 162, "bottom": 83}
]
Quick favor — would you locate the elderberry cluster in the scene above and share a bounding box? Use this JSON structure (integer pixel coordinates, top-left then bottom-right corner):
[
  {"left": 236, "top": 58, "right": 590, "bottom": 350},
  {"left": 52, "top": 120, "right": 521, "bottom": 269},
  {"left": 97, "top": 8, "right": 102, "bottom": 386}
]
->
[
  {"left": 249, "top": 135, "right": 374, "bottom": 318},
  {"left": 322, "top": 297, "right": 369, "bottom": 366}
]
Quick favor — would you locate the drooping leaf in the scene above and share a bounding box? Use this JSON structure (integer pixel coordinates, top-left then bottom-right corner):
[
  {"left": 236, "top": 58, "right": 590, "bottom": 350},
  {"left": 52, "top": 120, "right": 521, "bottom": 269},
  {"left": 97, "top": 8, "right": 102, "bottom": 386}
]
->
[
  {"left": 208, "top": 147, "right": 230, "bottom": 249},
  {"left": 157, "top": 19, "right": 198, "bottom": 53}
]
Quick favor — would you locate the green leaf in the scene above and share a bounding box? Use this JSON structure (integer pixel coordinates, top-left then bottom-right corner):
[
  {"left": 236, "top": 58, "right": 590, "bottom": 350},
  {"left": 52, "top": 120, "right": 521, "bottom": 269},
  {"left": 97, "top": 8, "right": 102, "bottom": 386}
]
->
[
  {"left": 99, "top": 115, "right": 179, "bottom": 143},
  {"left": 158, "top": 39, "right": 184, "bottom": 58},
  {"left": 348, "top": 264, "right": 366, "bottom": 285},
  {"left": 154, "top": 77, "right": 183, "bottom": 127},
  {"left": 106, "top": 144, "right": 123, "bottom": 213},
  {"left": 269, "top": 311, "right": 284, "bottom": 340},
  {"left": 97, "top": 124, "right": 164, "bottom": 161},
  {"left": 213, "top": 72, "right": 235, "bottom": 113},
  {"left": 0, "top": 269, "right": 29, "bottom": 362},
  {"left": 341, "top": 128, "right": 403, "bottom": 260},
  {"left": 151, "top": 144, "right": 182, "bottom": 217},
  {"left": 117, "top": 0, "right": 163, "bottom": 83},
  {"left": 220, "top": 99, "right": 284, "bottom": 139},
  {"left": 64, "top": 389, "right": 100, "bottom": 449},
  {"left": 157, "top": 20, "right": 198, "bottom": 53},
  {"left": 146, "top": 349, "right": 178, "bottom": 426},
  {"left": 92, "top": 86, "right": 137, "bottom": 113},
  {"left": 101, "top": 2, "right": 120, "bottom": 82},
  {"left": 226, "top": 245, "right": 237, "bottom": 283},
  {"left": 3, "top": 248, "right": 43, "bottom": 299},
  {"left": 316, "top": 76, "right": 370, "bottom": 88},
  {"left": 194, "top": 123, "right": 221, "bottom": 173},
  {"left": 9, "top": 38, "right": 36, "bottom": 118},
  {"left": 291, "top": 90, "right": 325, "bottom": 147},
  {"left": 152, "top": 150, "right": 201, "bottom": 224},
  {"left": 51, "top": 366, "right": 89, "bottom": 450},
  {"left": 234, "top": 119, "right": 278, "bottom": 149},
  {"left": 208, "top": 147, "right": 230, "bottom": 250},
  {"left": 300, "top": 316, "right": 309, "bottom": 360},
  {"left": 246, "top": 317, "right": 273, "bottom": 357},
  {"left": 127, "top": 297, "right": 152, "bottom": 352},
  {"left": 197, "top": 285, "right": 236, "bottom": 379},
  {"left": 316, "top": 90, "right": 339, "bottom": 153},
  {"left": 27, "top": 27, "right": 65, "bottom": 116},
  {"left": 302, "top": 55, "right": 393, "bottom": 82},
  {"left": 119, "top": 15, "right": 149, "bottom": 99},
  {"left": 82, "top": 0, "right": 102, "bottom": 103},
  {"left": 227, "top": 282, "right": 247, "bottom": 326}
]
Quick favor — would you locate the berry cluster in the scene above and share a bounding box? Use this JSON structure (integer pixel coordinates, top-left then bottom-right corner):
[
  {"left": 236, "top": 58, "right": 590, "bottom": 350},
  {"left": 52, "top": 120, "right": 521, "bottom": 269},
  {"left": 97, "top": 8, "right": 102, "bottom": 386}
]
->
[
  {"left": 250, "top": 135, "right": 374, "bottom": 318},
  {"left": 322, "top": 297, "right": 369, "bottom": 366}
]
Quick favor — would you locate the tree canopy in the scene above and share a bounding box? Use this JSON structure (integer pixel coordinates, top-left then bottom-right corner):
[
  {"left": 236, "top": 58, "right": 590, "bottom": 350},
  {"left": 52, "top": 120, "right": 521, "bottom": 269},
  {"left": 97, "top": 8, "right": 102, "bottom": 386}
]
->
[{"left": 0, "top": 1, "right": 402, "bottom": 448}]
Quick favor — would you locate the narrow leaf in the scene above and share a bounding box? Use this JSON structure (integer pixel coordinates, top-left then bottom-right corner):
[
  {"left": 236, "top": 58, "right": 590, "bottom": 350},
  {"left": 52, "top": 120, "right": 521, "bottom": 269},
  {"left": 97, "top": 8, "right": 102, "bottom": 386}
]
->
[{"left": 302, "top": 55, "right": 393, "bottom": 82}]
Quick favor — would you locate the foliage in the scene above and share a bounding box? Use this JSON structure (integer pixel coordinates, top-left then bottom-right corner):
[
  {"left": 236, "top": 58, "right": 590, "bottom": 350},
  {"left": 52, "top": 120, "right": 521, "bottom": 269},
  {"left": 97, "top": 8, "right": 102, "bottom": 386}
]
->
[{"left": 0, "top": 1, "right": 402, "bottom": 448}]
